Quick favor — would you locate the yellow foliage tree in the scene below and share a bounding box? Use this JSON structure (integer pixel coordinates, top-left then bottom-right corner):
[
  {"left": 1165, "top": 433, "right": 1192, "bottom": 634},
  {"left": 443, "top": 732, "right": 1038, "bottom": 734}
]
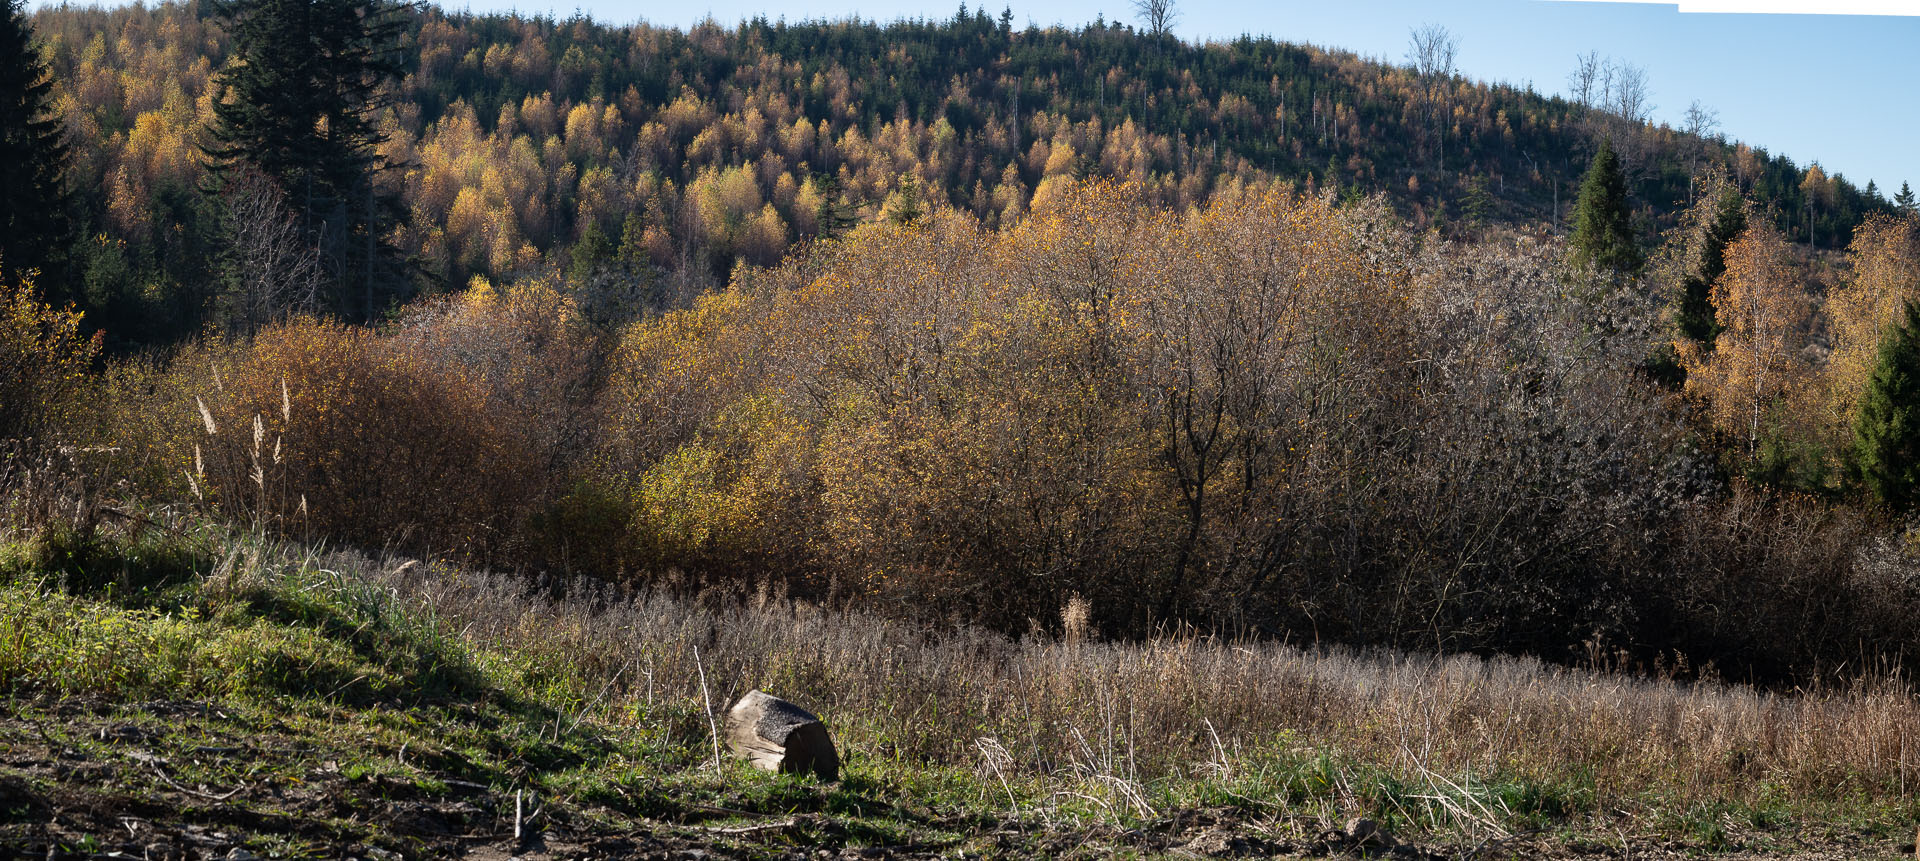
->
[
  {"left": 1682, "top": 220, "right": 1809, "bottom": 453},
  {"left": 1826, "top": 214, "right": 1920, "bottom": 433}
]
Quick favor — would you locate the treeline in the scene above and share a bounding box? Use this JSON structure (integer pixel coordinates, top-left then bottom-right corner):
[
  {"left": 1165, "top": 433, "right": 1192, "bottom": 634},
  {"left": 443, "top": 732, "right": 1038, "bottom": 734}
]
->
[
  {"left": 10, "top": 176, "right": 1920, "bottom": 684},
  {"left": 21, "top": 1, "right": 1897, "bottom": 347}
]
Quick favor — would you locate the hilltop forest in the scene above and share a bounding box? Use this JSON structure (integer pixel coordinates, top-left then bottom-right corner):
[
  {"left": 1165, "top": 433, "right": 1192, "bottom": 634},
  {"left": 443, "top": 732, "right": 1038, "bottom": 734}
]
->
[
  {"left": 8, "top": 0, "right": 1920, "bottom": 686},
  {"left": 15, "top": 0, "right": 1899, "bottom": 341}
]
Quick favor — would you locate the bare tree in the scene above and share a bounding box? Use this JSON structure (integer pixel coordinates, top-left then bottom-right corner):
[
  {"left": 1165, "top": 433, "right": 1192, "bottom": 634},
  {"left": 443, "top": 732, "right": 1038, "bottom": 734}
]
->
[
  {"left": 1568, "top": 50, "right": 1605, "bottom": 108},
  {"left": 219, "top": 169, "right": 322, "bottom": 334},
  {"left": 1133, "top": 0, "right": 1177, "bottom": 38},
  {"left": 1406, "top": 23, "right": 1458, "bottom": 172},
  {"left": 1682, "top": 99, "right": 1719, "bottom": 139},
  {"left": 1682, "top": 100, "right": 1721, "bottom": 201},
  {"left": 1610, "top": 63, "right": 1653, "bottom": 127}
]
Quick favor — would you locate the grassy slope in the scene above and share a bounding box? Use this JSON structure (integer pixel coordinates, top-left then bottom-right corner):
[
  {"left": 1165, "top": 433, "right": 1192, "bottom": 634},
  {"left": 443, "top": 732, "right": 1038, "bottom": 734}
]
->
[{"left": 1, "top": 517, "right": 1917, "bottom": 859}]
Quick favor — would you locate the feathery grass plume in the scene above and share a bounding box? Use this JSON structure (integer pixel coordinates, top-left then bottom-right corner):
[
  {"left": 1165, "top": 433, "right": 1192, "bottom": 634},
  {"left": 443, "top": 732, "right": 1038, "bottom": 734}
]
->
[
  {"left": 1061, "top": 593, "right": 1091, "bottom": 645},
  {"left": 196, "top": 397, "right": 217, "bottom": 435}
]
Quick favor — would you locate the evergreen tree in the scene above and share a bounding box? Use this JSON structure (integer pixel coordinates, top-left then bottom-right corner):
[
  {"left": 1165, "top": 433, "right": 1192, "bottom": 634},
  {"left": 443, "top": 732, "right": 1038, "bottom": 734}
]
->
[
  {"left": 0, "top": 0, "right": 72, "bottom": 292},
  {"left": 1567, "top": 139, "right": 1642, "bottom": 275},
  {"left": 569, "top": 219, "right": 612, "bottom": 285},
  {"left": 1855, "top": 299, "right": 1920, "bottom": 512},
  {"left": 885, "top": 174, "right": 929, "bottom": 226},
  {"left": 203, "top": 0, "right": 409, "bottom": 320},
  {"left": 813, "top": 174, "right": 861, "bottom": 238},
  {"left": 1675, "top": 182, "right": 1747, "bottom": 349},
  {"left": 1897, "top": 181, "right": 1917, "bottom": 216}
]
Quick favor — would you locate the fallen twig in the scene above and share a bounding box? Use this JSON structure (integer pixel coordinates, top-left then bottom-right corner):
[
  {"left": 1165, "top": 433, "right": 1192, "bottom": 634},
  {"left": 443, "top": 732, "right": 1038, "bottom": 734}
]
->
[
  {"left": 700, "top": 817, "right": 801, "bottom": 836},
  {"left": 146, "top": 758, "right": 244, "bottom": 801}
]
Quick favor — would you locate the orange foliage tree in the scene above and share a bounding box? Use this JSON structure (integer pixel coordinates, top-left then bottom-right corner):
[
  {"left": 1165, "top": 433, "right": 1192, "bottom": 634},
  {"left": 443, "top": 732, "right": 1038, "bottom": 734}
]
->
[{"left": 1681, "top": 220, "right": 1809, "bottom": 454}]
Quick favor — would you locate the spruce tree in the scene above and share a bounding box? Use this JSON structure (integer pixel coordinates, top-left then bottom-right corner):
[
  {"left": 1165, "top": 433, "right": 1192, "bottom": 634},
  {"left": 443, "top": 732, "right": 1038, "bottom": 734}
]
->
[
  {"left": 203, "top": 0, "right": 408, "bottom": 319},
  {"left": 885, "top": 174, "right": 928, "bottom": 227},
  {"left": 1675, "top": 183, "right": 1747, "bottom": 349},
  {"left": 1567, "top": 138, "right": 1642, "bottom": 275},
  {"left": 1855, "top": 299, "right": 1920, "bottom": 512},
  {"left": 1896, "top": 181, "right": 1917, "bottom": 216},
  {"left": 0, "top": 0, "right": 72, "bottom": 292}
]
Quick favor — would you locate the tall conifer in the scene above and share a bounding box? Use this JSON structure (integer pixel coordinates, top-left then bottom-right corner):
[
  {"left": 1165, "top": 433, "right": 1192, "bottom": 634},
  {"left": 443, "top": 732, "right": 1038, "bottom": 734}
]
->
[
  {"left": 203, "top": 0, "right": 408, "bottom": 318},
  {"left": 1856, "top": 300, "right": 1920, "bottom": 512},
  {"left": 1675, "top": 182, "right": 1748, "bottom": 349},
  {"left": 1568, "top": 139, "right": 1642, "bottom": 275},
  {"left": 0, "top": 0, "right": 72, "bottom": 291}
]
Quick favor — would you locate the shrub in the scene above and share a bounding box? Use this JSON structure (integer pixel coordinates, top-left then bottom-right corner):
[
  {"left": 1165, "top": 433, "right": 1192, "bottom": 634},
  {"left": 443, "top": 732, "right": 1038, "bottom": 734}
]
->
[
  {"left": 0, "top": 273, "right": 100, "bottom": 442},
  {"left": 183, "top": 316, "right": 546, "bottom": 557}
]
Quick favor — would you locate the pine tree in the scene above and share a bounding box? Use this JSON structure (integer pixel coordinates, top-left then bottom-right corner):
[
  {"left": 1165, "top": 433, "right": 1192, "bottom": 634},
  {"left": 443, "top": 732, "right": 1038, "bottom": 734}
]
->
[
  {"left": 1567, "top": 138, "right": 1642, "bottom": 275},
  {"left": 569, "top": 219, "right": 612, "bottom": 284},
  {"left": 203, "top": 0, "right": 408, "bottom": 320},
  {"left": 0, "top": 0, "right": 72, "bottom": 292},
  {"left": 1896, "top": 181, "right": 1917, "bottom": 216},
  {"left": 1855, "top": 299, "right": 1920, "bottom": 512}
]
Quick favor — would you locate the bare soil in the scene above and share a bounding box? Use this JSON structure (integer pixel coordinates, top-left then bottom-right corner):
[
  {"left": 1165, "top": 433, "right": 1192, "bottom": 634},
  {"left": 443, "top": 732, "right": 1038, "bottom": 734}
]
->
[{"left": 1, "top": 698, "right": 1909, "bottom": 860}]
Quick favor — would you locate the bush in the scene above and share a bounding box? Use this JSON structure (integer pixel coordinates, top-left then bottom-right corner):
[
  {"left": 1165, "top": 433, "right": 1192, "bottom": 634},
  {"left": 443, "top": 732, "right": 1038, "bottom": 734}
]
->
[
  {"left": 0, "top": 273, "right": 100, "bottom": 442},
  {"left": 180, "top": 316, "right": 547, "bottom": 557}
]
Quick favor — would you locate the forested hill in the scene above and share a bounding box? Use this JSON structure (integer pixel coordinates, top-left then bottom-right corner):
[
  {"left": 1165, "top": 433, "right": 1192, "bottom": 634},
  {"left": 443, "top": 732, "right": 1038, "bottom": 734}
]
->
[{"left": 29, "top": 1, "right": 1891, "bottom": 343}]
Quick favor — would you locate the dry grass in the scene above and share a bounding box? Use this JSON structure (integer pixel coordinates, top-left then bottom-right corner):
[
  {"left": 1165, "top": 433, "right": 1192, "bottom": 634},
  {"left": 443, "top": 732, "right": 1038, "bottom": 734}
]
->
[{"left": 369, "top": 554, "right": 1920, "bottom": 830}]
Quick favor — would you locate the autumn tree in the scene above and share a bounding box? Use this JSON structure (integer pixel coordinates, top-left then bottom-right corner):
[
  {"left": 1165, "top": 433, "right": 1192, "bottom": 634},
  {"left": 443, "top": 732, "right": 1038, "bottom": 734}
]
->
[
  {"left": 0, "top": 272, "right": 98, "bottom": 441},
  {"left": 1855, "top": 299, "right": 1920, "bottom": 512},
  {"left": 203, "top": 0, "right": 410, "bottom": 319},
  {"left": 1827, "top": 214, "right": 1920, "bottom": 434},
  {"left": 0, "top": 0, "right": 72, "bottom": 293},
  {"left": 1568, "top": 139, "right": 1641, "bottom": 275},
  {"left": 1799, "top": 163, "right": 1830, "bottom": 247},
  {"left": 1682, "top": 220, "right": 1806, "bottom": 454}
]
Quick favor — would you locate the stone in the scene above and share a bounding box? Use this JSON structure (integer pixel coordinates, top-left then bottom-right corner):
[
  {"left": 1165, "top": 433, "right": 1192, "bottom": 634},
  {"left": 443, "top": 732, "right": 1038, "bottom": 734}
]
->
[{"left": 723, "top": 690, "right": 840, "bottom": 781}]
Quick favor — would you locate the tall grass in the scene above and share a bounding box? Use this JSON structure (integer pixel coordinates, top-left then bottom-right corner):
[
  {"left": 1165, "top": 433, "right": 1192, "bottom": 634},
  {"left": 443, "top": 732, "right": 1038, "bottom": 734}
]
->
[
  {"left": 2, "top": 463, "right": 1914, "bottom": 840},
  {"left": 372, "top": 553, "right": 1920, "bottom": 828}
]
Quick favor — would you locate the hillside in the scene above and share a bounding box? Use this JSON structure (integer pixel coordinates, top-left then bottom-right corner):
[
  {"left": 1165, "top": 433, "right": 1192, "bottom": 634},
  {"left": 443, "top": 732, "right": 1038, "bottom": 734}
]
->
[
  {"left": 24, "top": 1, "right": 1892, "bottom": 343},
  {"left": 11, "top": 3, "right": 1920, "bottom": 855}
]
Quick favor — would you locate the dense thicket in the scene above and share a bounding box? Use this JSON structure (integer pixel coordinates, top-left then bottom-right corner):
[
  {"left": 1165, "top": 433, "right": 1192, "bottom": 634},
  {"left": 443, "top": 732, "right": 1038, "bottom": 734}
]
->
[
  {"left": 23, "top": 1, "right": 1892, "bottom": 347},
  {"left": 0, "top": 177, "right": 1902, "bottom": 684}
]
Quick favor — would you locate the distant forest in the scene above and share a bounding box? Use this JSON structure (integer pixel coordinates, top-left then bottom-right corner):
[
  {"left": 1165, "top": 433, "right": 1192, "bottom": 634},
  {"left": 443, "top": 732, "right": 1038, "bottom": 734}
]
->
[{"left": 22, "top": 1, "right": 1895, "bottom": 345}]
